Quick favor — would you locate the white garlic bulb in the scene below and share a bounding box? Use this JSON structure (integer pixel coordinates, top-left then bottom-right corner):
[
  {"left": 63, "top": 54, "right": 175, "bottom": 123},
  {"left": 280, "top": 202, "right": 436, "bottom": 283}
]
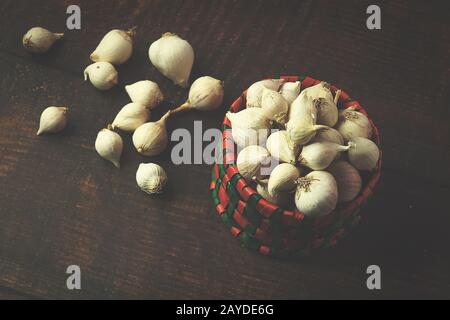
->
[
  {"left": 22, "top": 27, "right": 64, "bottom": 54},
  {"left": 348, "top": 137, "right": 380, "bottom": 171},
  {"left": 125, "top": 80, "right": 164, "bottom": 109},
  {"left": 311, "top": 127, "right": 344, "bottom": 145},
  {"left": 226, "top": 108, "right": 271, "bottom": 148},
  {"left": 236, "top": 145, "right": 270, "bottom": 180},
  {"left": 301, "top": 82, "right": 338, "bottom": 127},
  {"left": 266, "top": 130, "right": 297, "bottom": 165},
  {"left": 267, "top": 163, "right": 300, "bottom": 196},
  {"left": 172, "top": 76, "right": 224, "bottom": 114},
  {"left": 37, "top": 106, "right": 68, "bottom": 135},
  {"left": 328, "top": 160, "right": 362, "bottom": 203},
  {"left": 256, "top": 182, "right": 291, "bottom": 207},
  {"left": 136, "top": 163, "right": 168, "bottom": 194},
  {"left": 295, "top": 171, "right": 338, "bottom": 217},
  {"left": 90, "top": 28, "right": 134, "bottom": 65},
  {"left": 299, "top": 142, "right": 350, "bottom": 171},
  {"left": 84, "top": 62, "right": 118, "bottom": 90},
  {"left": 95, "top": 127, "right": 123, "bottom": 168},
  {"left": 149, "top": 32, "right": 194, "bottom": 88},
  {"left": 111, "top": 102, "right": 151, "bottom": 132},
  {"left": 260, "top": 88, "right": 289, "bottom": 124},
  {"left": 279, "top": 81, "right": 301, "bottom": 105},
  {"left": 336, "top": 107, "right": 373, "bottom": 142},
  {"left": 246, "top": 79, "right": 285, "bottom": 108},
  {"left": 132, "top": 111, "right": 171, "bottom": 156}
]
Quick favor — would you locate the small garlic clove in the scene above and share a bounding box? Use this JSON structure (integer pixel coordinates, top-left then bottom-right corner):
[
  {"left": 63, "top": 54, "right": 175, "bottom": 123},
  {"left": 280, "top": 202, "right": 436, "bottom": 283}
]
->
[
  {"left": 267, "top": 163, "right": 300, "bottom": 196},
  {"left": 327, "top": 160, "right": 362, "bottom": 203},
  {"left": 125, "top": 80, "right": 164, "bottom": 109},
  {"left": 279, "top": 81, "right": 301, "bottom": 105},
  {"left": 256, "top": 182, "right": 292, "bottom": 207},
  {"left": 136, "top": 163, "right": 168, "bottom": 194},
  {"left": 301, "top": 82, "right": 338, "bottom": 127},
  {"left": 260, "top": 88, "right": 289, "bottom": 124},
  {"left": 95, "top": 127, "right": 123, "bottom": 168},
  {"left": 132, "top": 111, "right": 171, "bottom": 156},
  {"left": 111, "top": 102, "right": 151, "bottom": 132},
  {"left": 226, "top": 108, "right": 271, "bottom": 148},
  {"left": 37, "top": 106, "right": 68, "bottom": 135},
  {"left": 336, "top": 107, "right": 373, "bottom": 142},
  {"left": 90, "top": 28, "right": 135, "bottom": 65},
  {"left": 298, "top": 142, "right": 350, "bottom": 171},
  {"left": 22, "top": 27, "right": 64, "bottom": 54},
  {"left": 311, "top": 127, "right": 344, "bottom": 145},
  {"left": 348, "top": 137, "right": 380, "bottom": 171},
  {"left": 236, "top": 145, "right": 271, "bottom": 180},
  {"left": 266, "top": 130, "right": 297, "bottom": 165},
  {"left": 246, "top": 79, "right": 285, "bottom": 108},
  {"left": 84, "top": 62, "right": 118, "bottom": 90}
]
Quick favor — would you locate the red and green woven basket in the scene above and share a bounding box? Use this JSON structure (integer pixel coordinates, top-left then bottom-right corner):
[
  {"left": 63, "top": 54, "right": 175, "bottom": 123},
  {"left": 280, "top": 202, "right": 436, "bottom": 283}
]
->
[{"left": 210, "top": 75, "right": 382, "bottom": 257}]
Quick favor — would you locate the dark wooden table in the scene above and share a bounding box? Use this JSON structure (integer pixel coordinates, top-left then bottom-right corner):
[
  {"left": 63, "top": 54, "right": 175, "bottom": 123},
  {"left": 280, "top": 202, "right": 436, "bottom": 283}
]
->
[{"left": 0, "top": 0, "right": 449, "bottom": 299}]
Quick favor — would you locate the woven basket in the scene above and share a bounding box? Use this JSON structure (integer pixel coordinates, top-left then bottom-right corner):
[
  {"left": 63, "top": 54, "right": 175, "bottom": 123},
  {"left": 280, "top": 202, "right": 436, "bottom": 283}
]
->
[{"left": 210, "top": 75, "right": 382, "bottom": 257}]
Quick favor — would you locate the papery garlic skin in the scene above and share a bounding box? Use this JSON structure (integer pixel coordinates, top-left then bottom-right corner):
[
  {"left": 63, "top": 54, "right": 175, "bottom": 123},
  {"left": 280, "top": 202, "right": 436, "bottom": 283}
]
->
[
  {"left": 90, "top": 29, "right": 134, "bottom": 65},
  {"left": 136, "top": 163, "right": 168, "bottom": 194},
  {"left": 266, "top": 130, "right": 297, "bottom": 164},
  {"left": 268, "top": 163, "right": 300, "bottom": 196},
  {"left": 132, "top": 111, "right": 171, "bottom": 156},
  {"left": 95, "top": 127, "right": 123, "bottom": 168},
  {"left": 279, "top": 81, "right": 301, "bottom": 105},
  {"left": 188, "top": 76, "right": 224, "bottom": 111},
  {"left": 22, "top": 27, "right": 64, "bottom": 54},
  {"left": 125, "top": 80, "right": 164, "bottom": 109},
  {"left": 260, "top": 88, "right": 289, "bottom": 124},
  {"left": 311, "top": 127, "right": 344, "bottom": 145},
  {"left": 236, "top": 145, "right": 270, "bottom": 180},
  {"left": 348, "top": 137, "right": 380, "bottom": 171},
  {"left": 246, "top": 79, "right": 285, "bottom": 108},
  {"left": 328, "top": 160, "right": 362, "bottom": 203},
  {"left": 111, "top": 102, "right": 151, "bottom": 132},
  {"left": 295, "top": 171, "right": 338, "bottom": 217},
  {"left": 299, "top": 142, "right": 350, "bottom": 170},
  {"left": 336, "top": 107, "right": 373, "bottom": 142},
  {"left": 149, "top": 33, "right": 194, "bottom": 88},
  {"left": 256, "top": 182, "right": 291, "bottom": 207},
  {"left": 301, "top": 82, "right": 338, "bottom": 127},
  {"left": 37, "top": 106, "right": 68, "bottom": 135},
  {"left": 227, "top": 108, "right": 271, "bottom": 148},
  {"left": 84, "top": 62, "right": 118, "bottom": 90}
]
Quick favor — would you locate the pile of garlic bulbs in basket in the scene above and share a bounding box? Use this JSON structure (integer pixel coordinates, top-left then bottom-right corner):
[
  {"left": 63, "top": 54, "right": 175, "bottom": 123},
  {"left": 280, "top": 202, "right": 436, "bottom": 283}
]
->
[{"left": 232, "top": 80, "right": 380, "bottom": 218}]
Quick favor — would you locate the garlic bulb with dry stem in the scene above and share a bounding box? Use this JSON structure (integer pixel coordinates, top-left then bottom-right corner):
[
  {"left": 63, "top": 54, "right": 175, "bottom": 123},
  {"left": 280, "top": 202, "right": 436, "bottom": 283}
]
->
[
  {"left": 299, "top": 142, "right": 350, "bottom": 170},
  {"left": 301, "top": 82, "right": 338, "bottom": 127},
  {"left": 111, "top": 102, "right": 151, "bottom": 132},
  {"left": 348, "top": 137, "right": 380, "bottom": 171},
  {"left": 22, "top": 27, "right": 64, "bottom": 54},
  {"left": 268, "top": 163, "right": 300, "bottom": 196},
  {"left": 327, "top": 160, "right": 362, "bottom": 203},
  {"left": 171, "top": 76, "right": 224, "bottom": 114},
  {"left": 256, "top": 181, "right": 291, "bottom": 207},
  {"left": 266, "top": 130, "right": 297, "bottom": 165},
  {"left": 37, "top": 106, "right": 68, "bottom": 135},
  {"left": 260, "top": 88, "right": 289, "bottom": 124},
  {"left": 84, "top": 62, "right": 118, "bottom": 90},
  {"left": 136, "top": 163, "right": 168, "bottom": 194},
  {"left": 227, "top": 108, "right": 271, "bottom": 148},
  {"left": 311, "top": 127, "right": 344, "bottom": 145},
  {"left": 295, "top": 171, "right": 338, "bottom": 217},
  {"left": 336, "top": 107, "right": 372, "bottom": 142},
  {"left": 149, "top": 33, "right": 194, "bottom": 88},
  {"left": 132, "top": 111, "right": 171, "bottom": 156},
  {"left": 279, "top": 81, "right": 301, "bottom": 105},
  {"left": 95, "top": 126, "right": 123, "bottom": 168},
  {"left": 236, "top": 145, "right": 270, "bottom": 180},
  {"left": 125, "top": 80, "right": 164, "bottom": 109},
  {"left": 90, "top": 28, "right": 135, "bottom": 65},
  {"left": 246, "top": 79, "right": 285, "bottom": 108}
]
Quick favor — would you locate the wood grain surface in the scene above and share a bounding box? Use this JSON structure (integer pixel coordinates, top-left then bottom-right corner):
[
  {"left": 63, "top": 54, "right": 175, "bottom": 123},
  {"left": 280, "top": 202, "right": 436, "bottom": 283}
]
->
[{"left": 0, "top": 0, "right": 449, "bottom": 299}]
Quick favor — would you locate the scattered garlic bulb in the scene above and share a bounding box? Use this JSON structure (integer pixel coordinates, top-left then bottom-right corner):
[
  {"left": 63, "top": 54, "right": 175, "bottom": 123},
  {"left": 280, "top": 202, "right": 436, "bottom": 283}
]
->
[
  {"left": 311, "top": 127, "right": 344, "bottom": 145},
  {"left": 95, "top": 127, "right": 123, "bottom": 168},
  {"left": 172, "top": 76, "right": 224, "bottom": 114},
  {"left": 84, "top": 61, "right": 118, "bottom": 90},
  {"left": 226, "top": 108, "right": 271, "bottom": 148},
  {"left": 236, "top": 145, "right": 270, "bottom": 180},
  {"left": 266, "top": 130, "right": 297, "bottom": 165},
  {"left": 327, "top": 160, "right": 362, "bottom": 203},
  {"left": 301, "top": 82, "right": 338, "bottom": 127},
  {"left": 279, "top": 81, "right": 301, "bottom": 105},
  {"left": 267, "top": 163, "right": 300, "bottom": 196},
  {"left": 132, "top": 111, "right": 171, "bottom": 156},
  {"left": 348, "top": 137, "right": 380, "bottom": 171},
  {"left": 125, "top": 80, "right": 164, "bottom": 109},
  {"left": 246, "top": 79, "right": 285, "bottom": 108},
  {"left": 336, "top": 107, "right": 373, "bottom": 142},
  {"left": 37, "top": 106, "right": 68, "bottom": 135},
  {"left": 136, "top": 163, "right": 168, "bottom": 194},
  {"left": 299, "top": 142, "right": 350, "bottom": 170},
  {"left": 22, "top": 27, "right": 64, "bottom": 54},
  {"left": 90, "top": 28, "right": 135, "bottom": 65},
  {"left": 295, "top": 171, "right": 338, "bottom": 217},
  {"left": 149, "top": 32, "right": 194, "bottom": 87},
  {"left": 111, "top": 102, "right": 151, "bottom": 132},
  {"left": 260, "top": 88, "right": 289, "bottom": 124},
  {"left": 256, "top": 181, "right": 291, "bottom": 207}
]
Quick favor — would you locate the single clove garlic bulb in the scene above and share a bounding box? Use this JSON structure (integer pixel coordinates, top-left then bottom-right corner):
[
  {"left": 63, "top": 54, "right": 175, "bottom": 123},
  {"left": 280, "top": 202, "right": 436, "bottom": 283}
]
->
[
  {"left": 327, "top": 160, "right": 362, "bottom": 203},
  {"left": 149, "top": 32, "right": 194, "bottom": 87},
  {"left": 266, "top": 130, "right": 297, "bottom": 165},
  {"left": 125, "top": 80, "right": 164, "bottom": 109},
  {"left": 347, "top": 137, "right": 380, "bottom": 171},
  {"left": 311, "top": 127, "right": 344, "bottom": 145},
  {"left": 295, "top": 171, "right": 338, "bottom": 217},
  {"left": 226, "top": 108, "right": 272, "bottom": 148},
  {"left": 37, "top": 106, "right": 68, "bottom": 135},
  {"left": 132, "top": 111, "right": 171, "bottom": 156},
  {"left": 95, "top": 126, "right": 123, "bottom": 168},
  {"left": 279, "top": 81, "right": 301, "bottom": 105},
  {"left": 301, "top": 82, "right": 338, "bottom": 127},
  {"left": 267, "top": 163, "right": 300, "bottom": 196},
  {"left": 136, "top": 163, "right": 168, "bottom": 194},
  {"left": 111, "top": 102, "right": 151, "bottom": 132},
  {"left": 171, "top": 76, "right": 224, "bottom": 114},
  {"left": 336, "top": 107, "right": 373, "bottom": 142},
  {"left": 236, "top": 145, "right": 271, "bottom": 180},
  {"left": 84, "top": 62, "right": 118, "bottom": 90},
  {"left": 90, "top": 28, "right": 135, "bottom": 65},
  {"left": 256, "top": 181, "right": 292, "bottom": 207},
  {"left": 260, "top": 88, "right": 289, "bottom": 124},
  {"left": 299, "top": 142, "right": 350, "bottom": 171},
  {"left": 22, "top": 27, "right": 64, "bottom": 54},
  {"left": 246, "top": 79, "right": 285, "bottom": 108}
]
